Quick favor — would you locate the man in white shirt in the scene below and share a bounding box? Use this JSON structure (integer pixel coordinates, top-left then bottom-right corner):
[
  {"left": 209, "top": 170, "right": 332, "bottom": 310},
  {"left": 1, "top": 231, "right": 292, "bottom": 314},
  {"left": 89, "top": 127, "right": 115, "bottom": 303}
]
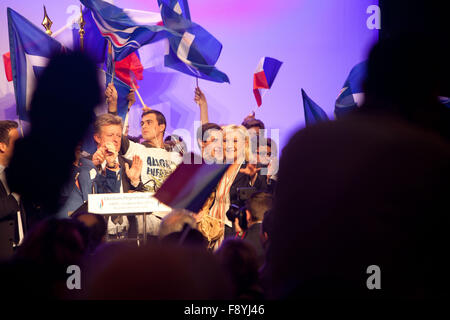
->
[{"left": 105, "top": 83, "right": 182, "bottom": 236}]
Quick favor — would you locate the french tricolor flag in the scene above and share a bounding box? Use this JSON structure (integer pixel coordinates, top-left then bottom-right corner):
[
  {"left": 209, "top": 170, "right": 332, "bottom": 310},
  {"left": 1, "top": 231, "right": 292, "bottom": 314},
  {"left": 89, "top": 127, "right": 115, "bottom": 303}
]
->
[
  {"left": 154, "top": 153, "right": 229, "bottom": 213},
  {"left": 253, "top": 56, "right": 282, "bottom": 107}
]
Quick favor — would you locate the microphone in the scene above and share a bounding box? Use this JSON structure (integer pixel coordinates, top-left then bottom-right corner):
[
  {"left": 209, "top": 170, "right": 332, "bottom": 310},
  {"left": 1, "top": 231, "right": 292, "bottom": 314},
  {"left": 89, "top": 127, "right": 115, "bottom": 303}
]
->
[{"left": 142, "top": 178, "right": 157, "bottom": 192}]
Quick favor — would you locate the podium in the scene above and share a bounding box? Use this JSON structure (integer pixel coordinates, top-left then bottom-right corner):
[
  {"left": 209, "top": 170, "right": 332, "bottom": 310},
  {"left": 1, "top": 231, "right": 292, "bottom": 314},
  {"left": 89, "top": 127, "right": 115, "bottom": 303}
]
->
[{"left": 87, "top": 193, "right": 172, "bottom": 244}]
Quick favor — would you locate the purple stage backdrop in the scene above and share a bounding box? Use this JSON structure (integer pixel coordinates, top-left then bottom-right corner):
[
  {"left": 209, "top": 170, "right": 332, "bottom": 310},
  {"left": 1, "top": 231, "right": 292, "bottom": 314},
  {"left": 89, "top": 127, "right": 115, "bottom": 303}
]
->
[{"left": 0, "top": 0, "right": 379, "bottom": 153}]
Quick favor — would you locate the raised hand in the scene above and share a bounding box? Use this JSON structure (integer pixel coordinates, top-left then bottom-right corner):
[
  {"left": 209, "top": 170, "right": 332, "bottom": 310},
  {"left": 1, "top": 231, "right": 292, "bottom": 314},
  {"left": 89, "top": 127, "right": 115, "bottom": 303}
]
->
[
  {"left": 92, "top": 147, "right": 106, "bottom": 166},
  {"left": 239, "top": 163, "right": 261, "bottom": 178},
  {"left": 127, "top": 89, "right": 136, "bottom": 108},
  {"left": 194, "top": 86, "right": 207, "bottom": 108},
  {"left": 195, "top": 86, "right": 209, "bottom": 124},
  {"left": 105, "top": 83, "right": 118, "bottom": 113},
  {"left": 125, "top": 155, "right": 143, "bottom": 186},
  {"left": 104, "top": 142, "right": 118, "bottom": 169}
]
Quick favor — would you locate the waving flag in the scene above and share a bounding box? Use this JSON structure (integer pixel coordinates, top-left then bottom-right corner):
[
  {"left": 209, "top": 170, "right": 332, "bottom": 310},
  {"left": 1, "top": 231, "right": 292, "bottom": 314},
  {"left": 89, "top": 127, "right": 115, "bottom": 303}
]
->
[
  {"left": 7, "top": 8, "right": 63, "bottom": 121},
  {"left": 3, "top": 52, "right": 12, "bottom": 82},
  {"left": 158, "top": 0, "right": 191, "bottom": 21},
  {"left": 155, "top": 153, "right": 230, "bottom": 213},
  {"left": 253, "top": 57, "right": 283, "bottom": 107},
  {"left": 158, "top": 0, "right": 230, "bottom": 83},
  {"left": 114, "top": 52, "right": 143, "bottom": 88},
  {"left": 81, "top": 0, "right": 174, "bottom": 61},
  {"left": 53, "top": 8, "right": 107, "bottom": 65},
  {"left": 1, "top": 52, "right": 15, "bottom": 113},
  {"left": 301, "top": 89, "right": 329, "bottom": 126},
  {"left": 335, "top": 60, "right": 367, "bottom": 119}
]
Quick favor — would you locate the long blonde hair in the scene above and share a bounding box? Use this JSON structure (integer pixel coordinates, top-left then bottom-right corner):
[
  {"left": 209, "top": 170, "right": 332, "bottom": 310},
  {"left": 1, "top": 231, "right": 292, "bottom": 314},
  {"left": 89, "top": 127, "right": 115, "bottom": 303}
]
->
[{"left": 221, "top": 124, "right": 252, "bottom": 164}]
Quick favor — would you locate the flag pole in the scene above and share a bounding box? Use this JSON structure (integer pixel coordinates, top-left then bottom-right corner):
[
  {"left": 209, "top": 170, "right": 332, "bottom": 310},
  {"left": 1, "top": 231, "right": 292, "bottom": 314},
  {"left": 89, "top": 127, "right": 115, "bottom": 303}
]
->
[
  {"left": 122, "top": 105, "right": 131, "bottom": 135},
  {"left": 41, "top": 6, "right": 53, "bottom": 36},
  {"left": 131, "top": 82, "right": 148, "bottom": 109},
  {"left": 108, "top": 42, "right": 115, "bottom": 84},
  {"left": 78, "top": 5, "right": 85, "bottom": 51},
  {"left": 251, "top": 88, "right": 268, "bottom": 116},
  {"left": 18, "top": 119, "right": 24, "bottom": 137},
  {"left": 35, "top": 6, "right": 52, "bottom": 137}
]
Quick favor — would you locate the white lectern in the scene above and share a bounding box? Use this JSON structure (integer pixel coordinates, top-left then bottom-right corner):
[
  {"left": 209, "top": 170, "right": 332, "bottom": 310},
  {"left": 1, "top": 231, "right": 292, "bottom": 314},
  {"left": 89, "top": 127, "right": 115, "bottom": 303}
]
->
[{"left": 88, "top": 193, "right": 172, "bottom": 244}]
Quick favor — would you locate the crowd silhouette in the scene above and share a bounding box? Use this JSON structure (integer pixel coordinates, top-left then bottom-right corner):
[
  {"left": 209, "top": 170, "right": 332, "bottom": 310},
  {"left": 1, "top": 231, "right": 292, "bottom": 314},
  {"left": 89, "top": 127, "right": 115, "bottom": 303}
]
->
[{"left": 1, "top": 30, "right": 449, "bottom": 300}]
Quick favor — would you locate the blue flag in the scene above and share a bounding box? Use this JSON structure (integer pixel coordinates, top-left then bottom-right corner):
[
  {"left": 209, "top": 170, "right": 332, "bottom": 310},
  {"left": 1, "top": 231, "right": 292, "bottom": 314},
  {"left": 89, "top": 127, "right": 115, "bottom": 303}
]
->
[
  {"left": 7, "top": 7, "right": 63, "bottom": 121},
  {"left": 158, "top": 0, "right": 191, "bottom": 21},
  {"left": 81, "top": 0, "right": 175, "bottom": 61},
  {"left": 158, "top": 0, "right": 230, "bottom": 83},
  {"left": 335, "top": 61, "right": 367, "bottom": 119},
  {"left": 301, "top": 89, "right": 329, "bottom": 126},
  {"left": 72, "top": 8, "right": 108, "bottom": 64},
  {"left": 53, "top": 8, "right": 107, "bottom": 65}
]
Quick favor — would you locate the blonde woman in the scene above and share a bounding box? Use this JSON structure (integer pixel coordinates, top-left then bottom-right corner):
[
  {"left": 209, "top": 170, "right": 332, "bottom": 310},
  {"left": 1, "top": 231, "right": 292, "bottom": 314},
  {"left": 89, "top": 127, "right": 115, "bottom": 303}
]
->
[{"left": 205, "top": 125, "right": 251, "bottom": 249}]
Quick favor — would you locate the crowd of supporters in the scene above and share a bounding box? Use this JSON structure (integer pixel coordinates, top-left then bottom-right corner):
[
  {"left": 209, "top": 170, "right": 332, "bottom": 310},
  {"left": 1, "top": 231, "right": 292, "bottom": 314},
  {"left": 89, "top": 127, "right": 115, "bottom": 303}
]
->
[{"left": 0, "top": 32, "right": 449, "bottom": 299}]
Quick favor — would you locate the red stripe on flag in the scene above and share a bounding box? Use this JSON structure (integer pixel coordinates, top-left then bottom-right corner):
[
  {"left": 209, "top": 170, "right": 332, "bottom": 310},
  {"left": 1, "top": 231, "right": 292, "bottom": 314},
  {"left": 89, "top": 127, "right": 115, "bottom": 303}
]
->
[
  {"left": 253, "top": 70, "right": 269, "bottom": 89},
  {"left": 114, "top": 52, "right": 144, "bottom": 88},
  {"left": 101, "top": 31, "right": 126, "bottom": 48},
  {"left": 155, "top": 162, "right": 204, "bottom": 205},
  {"left": 3, "top": 52, "right": 12, "bottom": 82},
  {"left": 253, "top": 89, "right": 262, "bottom": 107}
]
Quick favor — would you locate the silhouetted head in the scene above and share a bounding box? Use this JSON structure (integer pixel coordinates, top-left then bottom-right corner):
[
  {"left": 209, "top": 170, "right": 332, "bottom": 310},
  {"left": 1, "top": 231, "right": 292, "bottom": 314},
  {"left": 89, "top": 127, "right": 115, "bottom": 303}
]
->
[
  {"left": 29, "top": 51, "right": 101, "bottom": 141},
  {"left": 4, "top": 217, "right": 89, "bottom": 299},
  {"left": 159, "top": 209, "right": 196, "bottom": 239},
  {"left": 13, "top": 218, "right": 88, "bottom": 277},
  {"left": 83, "top": 244, "right": 231, "bottom": 299},
  {"left": 215, "top": 238, "right": 263, "bottom": 299},
  {"left": 245, "top": 192, "right": 273, "bottom": 226},
  {"left": 361, "top": 33, "right": 450, "bottom": 141},
  {"left": 363, "top": 33, "right": 446, "bottom": 112},
  {"left": 6, "top": 51, "right": 101, "bottom": 217},
  {"left": 264, "top": 115, "right": 450, "bottom": 298},
  {"left": 71, "top": 212, "right": 107, "bottom": 254},
  {"left": 160, "top": 226, "right": 208, "bottom": 249}
]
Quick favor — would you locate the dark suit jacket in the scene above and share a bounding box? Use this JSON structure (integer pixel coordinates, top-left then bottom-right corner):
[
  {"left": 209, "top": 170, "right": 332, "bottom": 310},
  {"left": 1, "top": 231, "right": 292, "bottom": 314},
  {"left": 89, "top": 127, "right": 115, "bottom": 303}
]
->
[
  {"left": 0, "top": 175, "right": 26, "bottom": 259},
  {"left": 230, "top": 163, "right": 269, "bottom": 207},
  {"left": 0, "top": 181, "right": 19, "bottom": 220}
]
